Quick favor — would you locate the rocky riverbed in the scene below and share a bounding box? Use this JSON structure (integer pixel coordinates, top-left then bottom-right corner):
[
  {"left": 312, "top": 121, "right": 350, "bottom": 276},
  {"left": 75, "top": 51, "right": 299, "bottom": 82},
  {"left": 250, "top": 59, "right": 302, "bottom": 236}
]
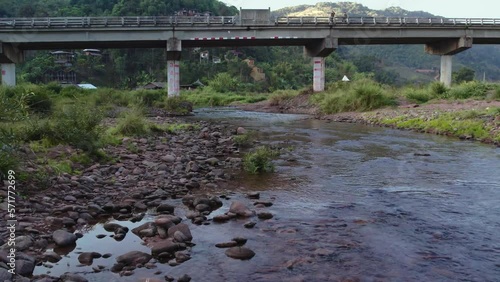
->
[{"left": 0, "top": 116, "right": 277, "bottom": 282}]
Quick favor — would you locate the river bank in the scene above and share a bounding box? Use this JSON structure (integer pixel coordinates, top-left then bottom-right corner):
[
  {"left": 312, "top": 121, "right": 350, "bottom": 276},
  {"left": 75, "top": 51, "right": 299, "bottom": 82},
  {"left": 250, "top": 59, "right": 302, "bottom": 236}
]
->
[
  {"left": 238, "top": 92, "right": 500, "bottom": 146},
  {"left": 0, "top": 116, "right": 279, "bottom": 281}
]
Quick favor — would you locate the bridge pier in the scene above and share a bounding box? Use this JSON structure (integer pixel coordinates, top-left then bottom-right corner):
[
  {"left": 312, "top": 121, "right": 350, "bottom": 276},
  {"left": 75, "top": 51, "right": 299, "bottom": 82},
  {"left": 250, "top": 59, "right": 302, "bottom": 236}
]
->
[
  {"left": 425, "top": 36, "right": 472, "bottom": 87},
  {"left": 0, "top": 42, "right": 24, "bottom": 86},
  {"left": 305, "top": 37, "right": 337, "bottom": 92},
  {"left": 1, "top": 64, "right": 16, "bottom": 86},
  {"left": 167, "top": 38, "right": 182, "bottom": 97}
]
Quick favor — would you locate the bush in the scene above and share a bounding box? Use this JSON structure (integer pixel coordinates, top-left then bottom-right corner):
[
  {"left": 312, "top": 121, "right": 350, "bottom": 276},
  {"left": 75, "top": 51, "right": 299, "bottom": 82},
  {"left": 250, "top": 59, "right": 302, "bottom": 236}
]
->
[
  {"left": 47, "top": 103, "right": 104, "bottom": 155},
  {"left": 0, "top": 127, "right": 19, "bottom": 181},
  {"left": 315, "top": 78, "right": 396, "bottom": 114},
  {"left": 243, "top": 146, "right": 280, "bottom": 174},
  {"left": 25, "top": 87, "right": 53, "bottom": 115},
  {"left": 404, "top": 88, "right": 434, "bottom": 104},
  {"left": 112, "top": 108, "right": 150, "bottom": 136},
  {"left": 268, "top": 90, "right": 299, "bottom": 106},
  {"left": 161, "top": 96, "right": 193, "bottom": 115},
  {"left": 209, "top": 72, "right": 239, "bottom": 93},
  {"left": 446, "top": 81, "right": 491, "bottom": 99},
  {"left": 134, "top": 90, "right": 165, "bottom": 107},
  {"left": 233, "top": 131, "right": 256, "bottom": 147}
]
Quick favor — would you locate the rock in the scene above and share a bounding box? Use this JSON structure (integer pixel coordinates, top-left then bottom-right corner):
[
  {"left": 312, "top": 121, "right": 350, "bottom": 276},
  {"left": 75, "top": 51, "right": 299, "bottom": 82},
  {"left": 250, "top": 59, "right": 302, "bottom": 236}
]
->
[
  {"left": 232, "top": 237, "right": 247, "bottom": 246},
  {"left": 0, "top": 268, "right": 12, "bottom": 281},
  {"left": 15, "top": 236, "right": 33, "bottom": 251},
  {"left": 78, "top": 252, "right": 101, "bottom": 265},
  {"left": 178, "top": 274, "right": 192, "bottom": 282},
  {"left": 195, "top": 204, "right": 211, "bottom": 212},
  {"left": 225, "top": 247, "right": 255, "bottom": 260},
  {"left": 206, "top": 157, "right": 219, "bottom": 166},
  {"left": 156, "top": 203, "right": 175, "bottom": 214},
  {"left": 175, "top": 252, "right": 191, "bottom": 263},
  {"left": 215, "top": 241, "right": 238, "bottom": 248},
  {"left": 96, "top": 234, "right": 106, "bottom": 239},
  {"left": 64, "top": 195, "right": 77, "bottom": 202},
  {"left": 139, "top": 279, "right": 163, "bottom": 282},
  {"left": 236, "top": 127, "right": 247, "bottom": 135},
  {"left": 151, "top": 239, "right": 181, "bottom": 256},
  {"left": 254, "top": 201, "right": 273, "bottom": 207},
  {"left": 185, "top": 161, "right": 199, "bottom": 172},
  {"left": 167, "top": 223, "right": 192, "bottom": 242},
  {"left": 257, "top": 212, "right": 273, "bottom": 220},
  {"left": 213, "top": 214, "right": 231, "bottom": 223},
  {"left": 60, "top": 273, "right": 88, "bottom": 282},
  {"left": 154, "top": 217, "right": 175, "bottom": 229},
  {"left": 161, "top": 155, "right": 176, "bottom": 163},
  {"left": 103, "top": 223, "right": 127, "bottom": 233},
  {"left": 247, "top": 192, "right": 260, "bottom": 199},
  {"left": 173, "top": 231, "right": 190, "bottom": 243},
  {"left": 139, "top": 228, "right": 156, "bottom": 238},
  {"left": 16, "top": 257, "right": 35, "bottom": 276},
  {"left": 116, "top": 251, "right": 152, "bottom": 266},
  {"left": 229, "top": 201, "right": 254, "bottom": 217},
  {"left": 132, "top": 222, "right": 155, "bottom": 237},
  {"left": 43, "top": 251, "right": 62, "bottom": 263},
  {"left": 52, "top": 230, "right": 77, "bottom": 246}
]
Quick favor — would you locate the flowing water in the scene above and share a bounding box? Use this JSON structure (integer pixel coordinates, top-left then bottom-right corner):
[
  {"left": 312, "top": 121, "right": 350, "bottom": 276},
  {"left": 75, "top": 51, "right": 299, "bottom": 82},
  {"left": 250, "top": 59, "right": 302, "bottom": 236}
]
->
[{"left": 34, "top": 108, "right": 500, "bottom": 281}]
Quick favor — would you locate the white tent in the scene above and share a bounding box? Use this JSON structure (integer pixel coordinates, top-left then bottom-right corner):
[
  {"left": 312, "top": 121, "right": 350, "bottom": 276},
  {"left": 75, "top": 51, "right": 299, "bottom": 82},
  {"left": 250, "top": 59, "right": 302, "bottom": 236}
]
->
[{"left": 342, "top": 75, "right": 350, "bottom": 82}]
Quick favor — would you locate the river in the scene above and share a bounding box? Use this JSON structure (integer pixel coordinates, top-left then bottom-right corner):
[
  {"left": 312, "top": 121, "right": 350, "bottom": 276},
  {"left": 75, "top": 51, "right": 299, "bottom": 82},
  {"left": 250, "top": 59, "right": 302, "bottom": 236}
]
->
[{"left": 34, "top": 108, "right": 500, "bottom": 282}]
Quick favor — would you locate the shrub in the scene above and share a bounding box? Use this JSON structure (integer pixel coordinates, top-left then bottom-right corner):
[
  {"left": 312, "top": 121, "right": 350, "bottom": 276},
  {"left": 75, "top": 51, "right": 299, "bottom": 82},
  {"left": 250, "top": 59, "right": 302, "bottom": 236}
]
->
[
  {"left": 269, "top": 90, "right": 299, "bottom": 106},
  {"left": 404, "top": 88, "right": 434, "bottom": 104},
  {"left": 47, "top": 103, "right": 104, "bottom": 155},
  {"left": 233, "top": 131, "right": 256, "bottom": 147},
  {"left": 0, "top": 127, "right": 19, "bottom": 181},
  {"left": 113, "top": 108, "right": 151, "bottom": 136},
  {"left": 315, "top": 78, "right": 396, "bottom": 114},
  {"left": 134, "top": 90, "right": 165, "bottom": 107},
  {"left": 209, "top": 72, "right": 239, "bottom": 93},
  {"left": 430, "top": 82, "right": 448, "bottom": 97},
  {"left": 243, "top": 146, "right": 280, "bottom": 174},
  {"left": 162, "top": 96, "right": 193, "bottom": 115},
  {"left": 446, "top": 81, "right": 491, "bottom": 99}
]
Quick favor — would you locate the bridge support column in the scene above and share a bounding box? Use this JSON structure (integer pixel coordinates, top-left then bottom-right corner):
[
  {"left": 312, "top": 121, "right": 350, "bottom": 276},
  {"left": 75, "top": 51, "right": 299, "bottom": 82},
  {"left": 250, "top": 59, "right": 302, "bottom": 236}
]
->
[
  {"left": 425, "top": 36, "right": 472, "bottom": 87},
  {"left": 440, "top": 55, "right": 453, "bottom": 87},
  {"left": 305, "top": 37, "right": 337, "bottom": 92},
  {"left": 313, "top": 57, "right": 325, "bottom": 92},
  {"left": 167, "top": 38, "right": 182, "bottom": 97},
  {"left": 1, "top": 64, "right": 16, "bottom": 86}
]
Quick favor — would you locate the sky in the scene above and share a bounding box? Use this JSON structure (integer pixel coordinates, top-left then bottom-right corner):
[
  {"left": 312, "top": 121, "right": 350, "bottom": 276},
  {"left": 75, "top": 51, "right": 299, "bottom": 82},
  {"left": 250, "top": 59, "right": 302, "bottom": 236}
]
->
[{"left": 221, "top": 0, "right": 500, "bottom": 18}]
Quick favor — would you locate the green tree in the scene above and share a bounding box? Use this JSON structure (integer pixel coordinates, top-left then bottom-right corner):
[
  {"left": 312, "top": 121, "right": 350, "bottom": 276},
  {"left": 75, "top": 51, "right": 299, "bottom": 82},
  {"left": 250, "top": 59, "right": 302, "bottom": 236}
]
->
[{"left": 453, "top": 67, "right": 476, "bottom": 83}]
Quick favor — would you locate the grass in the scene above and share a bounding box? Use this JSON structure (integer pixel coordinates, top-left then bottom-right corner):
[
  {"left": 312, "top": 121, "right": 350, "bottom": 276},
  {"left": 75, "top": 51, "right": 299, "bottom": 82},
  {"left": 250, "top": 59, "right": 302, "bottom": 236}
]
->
[
  {"left": 112, "top": 108, "right": 151, "bottom": 136},
  {"left": 232, "top": 131, "right": 256, "bottom": 147},
  {"left": 243, "top": 146, "right": 280, "bottom": 174},
  {"left": 312, "top": 78, "right": 397, "bottom": 114},
  {"left": 268, "top": 90, "right": 300, "bottom": 106},
  {"left": 182, "top": 87, "right": 267, "bottom": 107},
  {"left": 378, "top": 108, "right": 499, "bottom": 141}
]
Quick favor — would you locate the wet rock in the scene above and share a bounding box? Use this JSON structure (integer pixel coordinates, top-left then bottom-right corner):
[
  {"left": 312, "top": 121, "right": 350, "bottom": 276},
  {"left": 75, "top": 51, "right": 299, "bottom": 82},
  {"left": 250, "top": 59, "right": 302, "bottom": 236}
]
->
[
  {"left": 102, "top": 253, "right": 112, "bottom": 258},
  {"left": 175, "top": 252, "right": 191, "bottom": 263},
  {"left": 195, "top": 203, "right": 211, "bottom": 212},
  {"left": 139, "top": 228, "right": 156, "bottom": 238},
  {"left": 178, "top": 274, "right": 192, "bottom": 282},
  {"left": 215, "top": 241, "right": 238, "bottom": 248},
  {"left": 116, "top": 251, "right": 152, "bottom": 266},
  {"left": 132, "top": 222, "right": 155, "bottom": 237},
  {"left": 110, "top": 263, "right": 124, "bottom": 272},
  {"left": 257, "top": 212, "right": 273, "bottom": 220},
  {"left": 16, "top": 256, "right": 35, "bottom": 276},
  {"left": 254, "top": 201, "right": 273, "bottom": 207},
  {"left": 103, "top": 222, "right": 124, "bottom": 233},
  {"left": 78, "top": 252, "right": 101, "bottom": 265},
  {"left": 157, "top": 203, "right": 175, "bottom": 214},
  {"left": 225, "top": 247, "right": 255, "bottom": 260},
  {"left": 43, "top": 251, "right": 62, "bottom": 263},
  {"left": 244, "top": 221, "right": 256, "bottom": 228},
  {"left": 154, "top": 217, "right": 175, "bottom": 229},
  {"left": 167, "top": 223, "right": 192, "bottom": 242},
  {"left": 96, "top": 234, "right": 106, "bottom": 239},
  {"left": 151, "top": 239, "right": 181, "bottom": 256},
  {"left": 213, "top": 214, "right": 232, "bottom": 223},
  {"left": 247, "top": 192, "right": 260, "bottom": 199},
  {"left": 52, "top": 230, "right": 77, "bottom": 246},
  {"left": 139, "top": 279, "right": 163, "bottom": 282},
  {"left": 232, "top": 237, "right": 247, "bottom": 246},
  {"left": 229, "top": 201, "right": 254, "bottom": 217}
]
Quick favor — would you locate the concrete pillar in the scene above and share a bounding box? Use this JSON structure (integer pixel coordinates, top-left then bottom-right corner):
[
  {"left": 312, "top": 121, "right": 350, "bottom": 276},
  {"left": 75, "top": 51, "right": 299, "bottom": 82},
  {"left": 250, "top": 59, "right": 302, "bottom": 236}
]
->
[
  {"left": 1, "top": 63, "right": 16, "bottom": 86},
  {"left": 167, "top": 38, "right": 182, "bottom": 97},
  {"left": 167, "top": 60, "right": 180, "bottom": 96},
  {"left": 313, "top": 57, "right": 325, "bottom": 92},
  {"left": 440, "top": 55, "right": 452, "bottom": 87}
]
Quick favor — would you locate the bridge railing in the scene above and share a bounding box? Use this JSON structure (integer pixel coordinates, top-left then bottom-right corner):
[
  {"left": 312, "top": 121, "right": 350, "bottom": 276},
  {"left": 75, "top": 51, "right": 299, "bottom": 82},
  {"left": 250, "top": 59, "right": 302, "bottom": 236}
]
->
[{"left": 0, "top": 16, "right": 499, "bottom": 28}]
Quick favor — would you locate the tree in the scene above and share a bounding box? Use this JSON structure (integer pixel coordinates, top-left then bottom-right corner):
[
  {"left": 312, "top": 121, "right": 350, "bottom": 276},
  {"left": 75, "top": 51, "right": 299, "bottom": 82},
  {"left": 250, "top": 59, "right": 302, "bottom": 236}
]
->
[{"left": 453, "top": 67, "right": 476, "bottom": 83}]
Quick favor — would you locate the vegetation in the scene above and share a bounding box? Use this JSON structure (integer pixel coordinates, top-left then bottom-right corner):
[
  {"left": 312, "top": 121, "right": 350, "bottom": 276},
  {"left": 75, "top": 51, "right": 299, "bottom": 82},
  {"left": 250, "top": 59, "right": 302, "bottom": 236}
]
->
[
  {"left": 243, "top": 146, "right": 280, "bottom": 174},
  {"left": 312, "top": 76, "right": 397, "bottom": 114}
]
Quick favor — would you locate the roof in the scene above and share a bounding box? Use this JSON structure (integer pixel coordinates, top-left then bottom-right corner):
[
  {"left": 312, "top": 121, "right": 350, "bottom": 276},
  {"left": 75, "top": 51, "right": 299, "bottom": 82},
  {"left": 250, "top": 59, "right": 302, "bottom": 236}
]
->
[{"left": 77, "top": 83, "right": 97, "bottom": 89}]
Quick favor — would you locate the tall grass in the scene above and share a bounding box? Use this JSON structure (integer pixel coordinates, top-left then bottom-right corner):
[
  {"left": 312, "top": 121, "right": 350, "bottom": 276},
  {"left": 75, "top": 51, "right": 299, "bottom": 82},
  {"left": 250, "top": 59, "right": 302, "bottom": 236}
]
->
[
  {"left": 112, "top": 107, "right": 151, "bottom": 136},
  {"left": 243, "top": 146, "right": 280, "bottom": 174},
  {"left": 312, "top": 78, "right": 397, "bottom": 114}
]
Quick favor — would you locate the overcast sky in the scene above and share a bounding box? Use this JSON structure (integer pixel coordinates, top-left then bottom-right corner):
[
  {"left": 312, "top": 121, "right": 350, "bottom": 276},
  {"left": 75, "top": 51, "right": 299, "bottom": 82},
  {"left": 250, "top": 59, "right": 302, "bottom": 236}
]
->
[{"left": 221, "top": 0, "right": 499, "bottom": 18}]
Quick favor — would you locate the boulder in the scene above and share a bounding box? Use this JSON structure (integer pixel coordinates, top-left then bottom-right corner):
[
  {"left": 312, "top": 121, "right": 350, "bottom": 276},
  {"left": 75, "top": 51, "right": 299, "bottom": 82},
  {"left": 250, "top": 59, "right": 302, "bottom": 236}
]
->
[
  {"left": 116, "top": 251, "right": 152, "bottom": 266},
  {"left": 225, "top": 247, "right": 255, "bottom": 260},
  {"left": 52, "top": 230, "right": 77, "bottom": 247}
]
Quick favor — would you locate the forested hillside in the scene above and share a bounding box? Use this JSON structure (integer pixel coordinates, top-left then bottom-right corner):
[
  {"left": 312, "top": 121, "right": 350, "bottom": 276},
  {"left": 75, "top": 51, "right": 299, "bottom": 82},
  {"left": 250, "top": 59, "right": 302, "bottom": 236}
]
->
[{"left": 2, "top": 1, "right": 499, "bottom": 90}]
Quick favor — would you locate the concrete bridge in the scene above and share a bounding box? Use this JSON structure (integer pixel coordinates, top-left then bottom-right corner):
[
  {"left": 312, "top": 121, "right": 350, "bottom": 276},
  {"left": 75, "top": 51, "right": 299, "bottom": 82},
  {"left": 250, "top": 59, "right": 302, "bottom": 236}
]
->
[{"left": 1, "top": 14, "right": 500, "bottom": 95}]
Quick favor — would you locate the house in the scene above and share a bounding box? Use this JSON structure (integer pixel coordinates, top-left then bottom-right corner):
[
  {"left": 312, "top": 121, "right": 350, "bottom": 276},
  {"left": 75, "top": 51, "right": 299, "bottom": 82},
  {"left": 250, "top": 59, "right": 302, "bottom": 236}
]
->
[{"left": 142, "top": 82, "right": 166, "bottom": 90}]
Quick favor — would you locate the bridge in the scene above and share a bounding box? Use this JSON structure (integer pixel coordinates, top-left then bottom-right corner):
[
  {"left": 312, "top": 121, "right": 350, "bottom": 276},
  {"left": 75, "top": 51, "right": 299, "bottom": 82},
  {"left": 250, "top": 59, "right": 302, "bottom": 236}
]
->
[{"left": 1, "top": 13, "right": 500, "bottom": 95}]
